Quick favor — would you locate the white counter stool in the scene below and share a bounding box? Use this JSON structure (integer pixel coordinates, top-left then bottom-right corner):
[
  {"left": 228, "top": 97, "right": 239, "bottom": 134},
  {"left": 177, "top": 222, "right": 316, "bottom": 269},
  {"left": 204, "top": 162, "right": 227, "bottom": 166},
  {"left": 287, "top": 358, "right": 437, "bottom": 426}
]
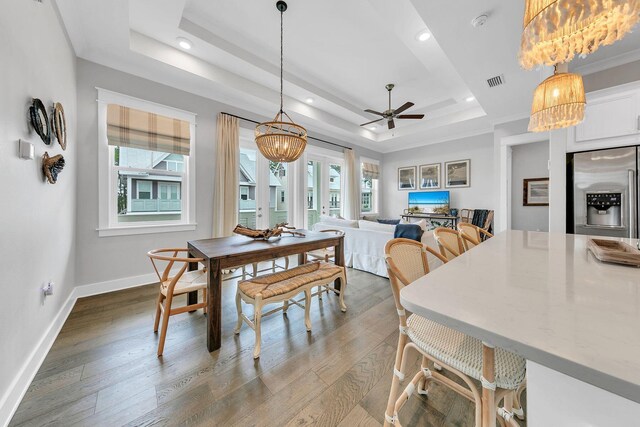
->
[
  {"left": 433, "top": 227, "right": 465, "bottom": 260},
  {"left": 384, "top": 238, "right": 526, "bottom": 427},
  {"left": 147, "top": 248, "right": 208, "bottom": 357}
]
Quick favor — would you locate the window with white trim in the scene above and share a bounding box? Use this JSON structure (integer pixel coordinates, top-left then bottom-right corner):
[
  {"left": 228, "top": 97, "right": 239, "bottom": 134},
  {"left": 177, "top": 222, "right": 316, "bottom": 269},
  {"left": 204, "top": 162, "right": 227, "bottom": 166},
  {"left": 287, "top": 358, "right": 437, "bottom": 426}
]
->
[
  {"left": 361, "top": 159, "right": 380, "bottom": 214},
  {"left": 97, "top": 89, "right": 197, "bottom": 237}
]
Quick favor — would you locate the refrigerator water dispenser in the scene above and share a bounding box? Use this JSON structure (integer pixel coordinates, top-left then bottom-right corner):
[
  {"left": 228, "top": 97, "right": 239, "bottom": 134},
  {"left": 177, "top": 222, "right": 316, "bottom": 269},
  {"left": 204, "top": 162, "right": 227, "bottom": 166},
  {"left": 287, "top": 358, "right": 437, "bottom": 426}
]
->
[{"left": 586, "top": 193, "right": 622, "bottom": 227}]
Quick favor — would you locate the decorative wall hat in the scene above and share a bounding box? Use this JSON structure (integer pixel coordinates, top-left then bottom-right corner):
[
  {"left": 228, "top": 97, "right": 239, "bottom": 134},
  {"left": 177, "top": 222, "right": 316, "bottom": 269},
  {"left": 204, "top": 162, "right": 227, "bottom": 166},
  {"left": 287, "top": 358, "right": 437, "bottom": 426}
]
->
[
  {"left": 51, "top": 102, "right": 67, "bottom": 150},
  {"left": 29, "top": 98, "right": 51, "bottom": 145}
]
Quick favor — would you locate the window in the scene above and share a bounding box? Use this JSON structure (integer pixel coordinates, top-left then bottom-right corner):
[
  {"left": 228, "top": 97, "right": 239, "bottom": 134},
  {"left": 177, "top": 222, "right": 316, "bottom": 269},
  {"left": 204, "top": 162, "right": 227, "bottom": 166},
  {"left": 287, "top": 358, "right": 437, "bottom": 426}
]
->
[
  {"left": 97, "top": 89, "right": 196, "bottom": 236},
  {"left": 240, "top": 187, "right": 249, "bottom": 201},
  {"left": 361, "top": 160, "right": 380, "bottom": 214}
]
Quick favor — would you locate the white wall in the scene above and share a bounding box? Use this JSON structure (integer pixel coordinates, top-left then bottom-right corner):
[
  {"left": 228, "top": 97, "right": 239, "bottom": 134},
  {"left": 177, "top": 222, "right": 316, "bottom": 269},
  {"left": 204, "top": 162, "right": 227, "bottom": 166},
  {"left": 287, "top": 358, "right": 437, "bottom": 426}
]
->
[
  {"left": 511, "top": 141, "right": 550, "bottom": 232},
  {"left": 0, "top": 0, "right": 77, "bottom": 422},
  {"left": 381, "top": 133, "right": 494, "bottom": 218},
  {"left": 75, "top": 59, "right": 381, "bottom": 287}
]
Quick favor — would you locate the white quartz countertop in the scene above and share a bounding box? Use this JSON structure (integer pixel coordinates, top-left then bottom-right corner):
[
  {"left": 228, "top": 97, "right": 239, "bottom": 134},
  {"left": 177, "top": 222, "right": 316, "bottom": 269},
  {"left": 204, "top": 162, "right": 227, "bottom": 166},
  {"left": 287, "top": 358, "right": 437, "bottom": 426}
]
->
[{"left": 400, "top": 231, "right": 640, "bottom": 403}]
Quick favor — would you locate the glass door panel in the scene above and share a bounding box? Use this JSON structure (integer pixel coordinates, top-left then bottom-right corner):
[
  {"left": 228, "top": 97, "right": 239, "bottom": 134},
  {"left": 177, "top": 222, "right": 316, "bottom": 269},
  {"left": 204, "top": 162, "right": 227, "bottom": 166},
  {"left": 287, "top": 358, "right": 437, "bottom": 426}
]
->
[
  {"left": 269, "top": 161, "right": 288, "bottom": 227},
  {"left": 238, "top": 147, "right": 257, "bottom": 229},
  {"left": 329, "top": 164, "right": 341, "bottom": 217},
  {"left": 307, "top": 160, "right": 322, "bottom": 228}
]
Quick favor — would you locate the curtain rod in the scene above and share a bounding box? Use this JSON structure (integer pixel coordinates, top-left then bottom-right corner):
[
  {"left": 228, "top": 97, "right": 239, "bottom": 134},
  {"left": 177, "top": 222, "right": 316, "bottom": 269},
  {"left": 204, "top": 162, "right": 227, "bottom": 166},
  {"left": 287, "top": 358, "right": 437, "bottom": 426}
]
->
[{"left": 221, "top": 112, "right": 352, "bottom": 151}]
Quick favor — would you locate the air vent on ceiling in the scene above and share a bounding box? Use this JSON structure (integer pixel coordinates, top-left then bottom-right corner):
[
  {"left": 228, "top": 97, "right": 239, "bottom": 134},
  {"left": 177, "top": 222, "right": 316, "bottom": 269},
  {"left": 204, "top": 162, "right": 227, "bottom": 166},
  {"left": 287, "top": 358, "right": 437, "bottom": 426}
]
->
[{"left": 486, "top": 74, "right": 506, "bottom": 88}]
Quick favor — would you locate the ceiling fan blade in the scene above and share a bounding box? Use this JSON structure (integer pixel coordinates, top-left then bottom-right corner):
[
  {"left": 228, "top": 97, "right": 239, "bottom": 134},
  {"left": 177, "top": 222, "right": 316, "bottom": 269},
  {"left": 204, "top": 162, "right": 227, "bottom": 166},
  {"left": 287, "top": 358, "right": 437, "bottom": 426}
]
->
[
  {"left": 360, "top": 118, "right": 384, "bottom": 127},
  {"left": 394, "top": 102, "right": 414, "bottom": 115},
  {"left": 364, "top": 109, "right": 385, "bottom": 116},
  {"left": 397, "top": 114, "right": 425, "bottom": 120},
  {"left": 388, "top": 119, "right": 395, "bottom": 130}
]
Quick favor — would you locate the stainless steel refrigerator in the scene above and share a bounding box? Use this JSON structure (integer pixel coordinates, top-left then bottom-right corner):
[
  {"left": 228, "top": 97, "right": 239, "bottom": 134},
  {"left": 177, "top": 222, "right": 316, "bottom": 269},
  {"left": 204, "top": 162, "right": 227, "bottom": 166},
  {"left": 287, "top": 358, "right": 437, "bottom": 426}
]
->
[{"left": 570, "top": 146, "right": 638, "bottom": 239}]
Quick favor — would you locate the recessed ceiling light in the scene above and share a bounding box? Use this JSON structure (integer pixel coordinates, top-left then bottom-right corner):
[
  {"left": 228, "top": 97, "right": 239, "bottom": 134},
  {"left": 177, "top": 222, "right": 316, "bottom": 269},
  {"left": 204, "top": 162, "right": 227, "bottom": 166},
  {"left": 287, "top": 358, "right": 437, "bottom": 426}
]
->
[
  {"left": 416, "top": 30, "right": 431, "bottom": 42},
  {"left": 465, "top": 96, "right": 475, "bottom": 102},
  {"left": 177, "top": 37, "right": 192, "bottom": 50},
  {"left": 305, "top": 97, "right": 314, "bottom": 104},
  {"left": 369, "top": 125, "right": 377, "bottom": 130}
]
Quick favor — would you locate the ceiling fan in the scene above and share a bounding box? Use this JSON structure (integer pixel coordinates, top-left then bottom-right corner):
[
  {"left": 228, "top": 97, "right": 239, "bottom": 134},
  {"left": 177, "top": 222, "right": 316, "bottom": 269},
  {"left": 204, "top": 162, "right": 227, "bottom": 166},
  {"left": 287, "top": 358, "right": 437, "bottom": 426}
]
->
[{"left": 360, "top": 84, "right": 425, "bottom": 130}]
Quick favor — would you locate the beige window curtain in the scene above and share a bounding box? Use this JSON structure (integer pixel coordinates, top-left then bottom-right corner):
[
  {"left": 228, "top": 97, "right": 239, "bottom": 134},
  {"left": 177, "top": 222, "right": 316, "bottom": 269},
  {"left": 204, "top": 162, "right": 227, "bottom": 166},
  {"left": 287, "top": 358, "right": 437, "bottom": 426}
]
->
[
  {"left": 107, "top": 104, "right": 191, "bottom": 155},
  {"left": 343, "top": 148, "right": 361, "bottom": 220},
  {"left": 213, "top": 113, "right": 240, "bottom": 237},
  {"left": 362, "top": 162, "right": 380, "bottom": 180}
]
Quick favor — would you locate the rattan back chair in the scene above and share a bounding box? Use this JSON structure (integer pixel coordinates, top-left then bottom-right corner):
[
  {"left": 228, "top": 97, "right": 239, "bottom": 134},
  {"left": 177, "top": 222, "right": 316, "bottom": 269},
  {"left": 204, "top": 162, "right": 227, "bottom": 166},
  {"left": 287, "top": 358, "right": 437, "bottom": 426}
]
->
[
  {"left": 433, "top": 227, "right": 465, "bottom": 261},
  {"left": 458, "top": 222, "right": 494, "bottom": 243},
  {"left": 148, "top": 248, "right": 207, "bottom": 356},
  {"left": 383, "top": 239, "right": 525, "bottom": 427}
]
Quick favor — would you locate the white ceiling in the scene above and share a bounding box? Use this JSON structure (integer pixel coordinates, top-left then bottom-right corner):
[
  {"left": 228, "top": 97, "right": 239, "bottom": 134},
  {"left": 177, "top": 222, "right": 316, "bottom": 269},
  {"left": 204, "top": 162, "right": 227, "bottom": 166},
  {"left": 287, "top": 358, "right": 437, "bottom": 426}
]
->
[{"left": 55, "top": 0, "right": 640, "bottom": 153}]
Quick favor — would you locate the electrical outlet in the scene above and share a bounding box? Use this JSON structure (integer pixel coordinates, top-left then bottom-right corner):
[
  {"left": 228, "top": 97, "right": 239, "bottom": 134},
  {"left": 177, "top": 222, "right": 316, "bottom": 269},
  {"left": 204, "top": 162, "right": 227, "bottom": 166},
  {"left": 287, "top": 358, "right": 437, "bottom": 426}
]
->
[{"left": 42, "top": 281, "right": 54, "bottom": 297}]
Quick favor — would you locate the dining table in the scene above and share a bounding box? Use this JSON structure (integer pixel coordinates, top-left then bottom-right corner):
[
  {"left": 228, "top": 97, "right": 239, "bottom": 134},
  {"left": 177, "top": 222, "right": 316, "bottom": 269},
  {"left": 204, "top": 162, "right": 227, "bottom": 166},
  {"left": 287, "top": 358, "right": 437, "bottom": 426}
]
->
[
  {"left": 400, "top": 230, "right": 640, "bottom": 426},
  {"left": 187, "top": 229, "right": 344, "bottom": 352}
]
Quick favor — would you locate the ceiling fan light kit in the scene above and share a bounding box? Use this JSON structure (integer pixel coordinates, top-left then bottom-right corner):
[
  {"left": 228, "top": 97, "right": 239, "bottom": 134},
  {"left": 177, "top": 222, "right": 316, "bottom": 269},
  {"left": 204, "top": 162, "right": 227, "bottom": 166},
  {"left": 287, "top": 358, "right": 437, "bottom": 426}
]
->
[
  {"left": 255, "top": 0, "right": 307, "bottom": 163},
  {"left": 520, "top": 0, "right": 640, "bottom": 70},
  {"left": 528, "top": 63, "right": 586, "bottom": 132}
]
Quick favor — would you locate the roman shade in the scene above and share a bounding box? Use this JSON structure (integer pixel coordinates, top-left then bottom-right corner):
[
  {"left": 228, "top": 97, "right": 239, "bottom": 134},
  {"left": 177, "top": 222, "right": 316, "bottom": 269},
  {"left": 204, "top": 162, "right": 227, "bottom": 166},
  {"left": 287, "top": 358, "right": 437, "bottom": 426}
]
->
[
  {"left": 107, "top": 104, "right": 191, "bottom": 155},
  {"left": 362, "top": 162, "right": 380, "bottom": 180}
]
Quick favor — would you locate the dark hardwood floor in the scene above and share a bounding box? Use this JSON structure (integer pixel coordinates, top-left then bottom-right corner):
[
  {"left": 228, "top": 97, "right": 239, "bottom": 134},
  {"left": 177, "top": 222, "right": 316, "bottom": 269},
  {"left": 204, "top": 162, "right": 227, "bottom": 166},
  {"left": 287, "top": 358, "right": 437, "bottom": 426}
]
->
[{"left": 10, "top": 266, "right": 526, "bottom": 426}]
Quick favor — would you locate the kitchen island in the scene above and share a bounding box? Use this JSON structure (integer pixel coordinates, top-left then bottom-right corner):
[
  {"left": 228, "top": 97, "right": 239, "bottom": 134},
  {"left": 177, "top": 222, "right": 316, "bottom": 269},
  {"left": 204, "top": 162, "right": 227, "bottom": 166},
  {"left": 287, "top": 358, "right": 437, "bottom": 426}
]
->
[{"left": 400, "top": 230, "right": 640, "bottom": 426}]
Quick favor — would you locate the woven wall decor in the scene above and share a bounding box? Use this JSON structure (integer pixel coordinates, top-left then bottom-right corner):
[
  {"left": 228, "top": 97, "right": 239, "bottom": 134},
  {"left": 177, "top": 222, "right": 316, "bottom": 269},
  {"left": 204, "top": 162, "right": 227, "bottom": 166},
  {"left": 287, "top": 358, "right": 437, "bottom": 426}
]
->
[
  {"left": 29, "top": 98, "right": 51, "bottom": 145},
  {"left": 51, "top": 102, "right": 67, "bottom": 150},
  {"left": 42, "top": 152, "right": 65, "bottom": 184}
]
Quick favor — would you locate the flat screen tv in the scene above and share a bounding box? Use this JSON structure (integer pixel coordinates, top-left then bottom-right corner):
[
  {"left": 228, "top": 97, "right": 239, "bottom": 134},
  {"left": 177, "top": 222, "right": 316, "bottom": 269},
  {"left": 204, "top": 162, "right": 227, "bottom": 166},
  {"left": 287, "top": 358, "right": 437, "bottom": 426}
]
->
[{"left": 408, "top": 191, "right": 450, "bottom": 214}]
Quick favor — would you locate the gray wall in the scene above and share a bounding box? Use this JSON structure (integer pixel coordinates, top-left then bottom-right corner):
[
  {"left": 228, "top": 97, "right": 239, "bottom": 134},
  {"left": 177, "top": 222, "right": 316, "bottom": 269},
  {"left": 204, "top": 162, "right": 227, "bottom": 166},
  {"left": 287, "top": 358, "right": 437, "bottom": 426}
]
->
[
  {"left": 511, "top": 141, "right": 550, "bottom": 232},
  {"left": 75, "top": 59, "right": 380, "bottom": 287},
  {"left": 0, "top": 0, "right": 77, "bottom": 416},
  {"left": 381, "top": 133, "right": 494, "bottom": 219},
  {"left": 583, "top": 59, "right": 640, "bottom": 93}
]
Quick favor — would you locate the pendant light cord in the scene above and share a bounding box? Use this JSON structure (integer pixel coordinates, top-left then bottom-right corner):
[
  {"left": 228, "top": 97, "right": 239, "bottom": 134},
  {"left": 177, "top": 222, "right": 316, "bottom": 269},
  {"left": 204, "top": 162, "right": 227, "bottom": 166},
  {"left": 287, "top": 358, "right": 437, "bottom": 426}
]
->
[{"left": 280, "top": 7, "right": 284, "bottom": 114}]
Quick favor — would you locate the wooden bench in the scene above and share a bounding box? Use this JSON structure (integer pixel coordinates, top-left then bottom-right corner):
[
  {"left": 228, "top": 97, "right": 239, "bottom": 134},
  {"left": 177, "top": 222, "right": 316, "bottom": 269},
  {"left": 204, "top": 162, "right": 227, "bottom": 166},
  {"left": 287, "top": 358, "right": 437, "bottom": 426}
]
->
[{"left": 234, "top": 261, "right": 347, "bottom": 358}]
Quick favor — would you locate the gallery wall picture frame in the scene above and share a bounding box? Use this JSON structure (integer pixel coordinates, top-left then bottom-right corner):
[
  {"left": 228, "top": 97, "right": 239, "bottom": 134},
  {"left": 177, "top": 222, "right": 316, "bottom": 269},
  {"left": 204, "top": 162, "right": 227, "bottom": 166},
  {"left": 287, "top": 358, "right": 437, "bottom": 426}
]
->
[
  {"left": 523, "top": 177, "right": 550, "bottom": 206},
  {"left": 398, "top": 166, "right": 417, "bottom": 190},
  {"left": 445, "top": 159, "right": 470, "bottom": 188},
  {"left": 419, "top": 163, "right": 440, "bottom": 189}
]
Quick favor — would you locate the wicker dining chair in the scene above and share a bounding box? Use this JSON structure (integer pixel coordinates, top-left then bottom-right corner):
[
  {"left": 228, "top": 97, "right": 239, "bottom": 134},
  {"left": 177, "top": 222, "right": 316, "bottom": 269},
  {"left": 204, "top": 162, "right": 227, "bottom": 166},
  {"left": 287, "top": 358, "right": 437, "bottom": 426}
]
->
[
  {"left": 147, "top": 248, "right": 207, "bottom": 357},
  {"left": 383, "top": 239, "right": 526, "bottom": 427},
  {"left": 305, "top": 229, "right": 345, "bottom": 299},
  {"left": 433, "top": 227, "right": 465, "bottom": 261}
]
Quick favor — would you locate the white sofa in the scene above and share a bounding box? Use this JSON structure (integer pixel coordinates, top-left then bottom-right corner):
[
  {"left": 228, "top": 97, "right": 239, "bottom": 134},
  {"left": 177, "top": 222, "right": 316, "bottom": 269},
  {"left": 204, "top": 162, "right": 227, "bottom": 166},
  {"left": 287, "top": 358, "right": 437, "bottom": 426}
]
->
[{"left": 312, "top": 217, "right": 442, "bottom": 278}]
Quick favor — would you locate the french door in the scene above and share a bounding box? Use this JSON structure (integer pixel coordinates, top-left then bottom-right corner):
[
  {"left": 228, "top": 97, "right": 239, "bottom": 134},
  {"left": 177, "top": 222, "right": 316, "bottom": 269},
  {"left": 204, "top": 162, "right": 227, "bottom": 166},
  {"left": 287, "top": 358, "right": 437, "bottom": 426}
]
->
[
  {"left": 238, "top": 145, "right": 290, "bottom": 229},
  {"left": 306, "top": 154, "right": 344, "bottom": 229}
]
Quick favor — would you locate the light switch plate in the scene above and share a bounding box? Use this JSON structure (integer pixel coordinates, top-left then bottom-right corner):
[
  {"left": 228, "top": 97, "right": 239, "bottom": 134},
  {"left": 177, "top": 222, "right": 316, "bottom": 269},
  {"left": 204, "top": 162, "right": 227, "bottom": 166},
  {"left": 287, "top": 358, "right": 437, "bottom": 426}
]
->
[{"left": 19, "top": 139, "right": 34, "bottom": 160}]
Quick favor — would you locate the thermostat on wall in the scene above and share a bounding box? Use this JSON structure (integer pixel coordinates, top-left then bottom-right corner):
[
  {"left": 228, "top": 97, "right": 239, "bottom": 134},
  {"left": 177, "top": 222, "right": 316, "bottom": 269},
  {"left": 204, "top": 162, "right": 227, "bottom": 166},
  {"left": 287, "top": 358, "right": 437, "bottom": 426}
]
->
[{"left": 19, "top": 139, "right": 35, "bottom": 160}]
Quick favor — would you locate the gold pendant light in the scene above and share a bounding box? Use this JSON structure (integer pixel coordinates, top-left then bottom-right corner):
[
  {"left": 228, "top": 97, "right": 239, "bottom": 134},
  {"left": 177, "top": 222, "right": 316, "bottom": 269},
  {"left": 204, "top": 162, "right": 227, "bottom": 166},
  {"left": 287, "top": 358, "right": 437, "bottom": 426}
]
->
[
  {"left": 255, "top": 1, "right": 307, "bottom": 163},
  {"left": 528, "top": 63, "right": 586, "bottom": 132},
  {"left": 520, "top": 0, "right": 640, "bottom": 70}
]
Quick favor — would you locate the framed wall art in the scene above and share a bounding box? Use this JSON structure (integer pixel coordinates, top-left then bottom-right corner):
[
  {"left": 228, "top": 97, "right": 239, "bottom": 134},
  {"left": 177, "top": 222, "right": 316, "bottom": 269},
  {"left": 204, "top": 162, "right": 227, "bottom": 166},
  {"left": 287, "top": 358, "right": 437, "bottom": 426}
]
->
[
  {"left": 419, "top": 163, "right": 440, "bottom": 189},
  {"left": 398, "top": 166, "right": 416, "bottom": 190},
  {"left": 445, "top": 159, "right": 470, "bottom": 188},
  {"left": 523, "top": 178, "right": 549, "bottom": 206}
]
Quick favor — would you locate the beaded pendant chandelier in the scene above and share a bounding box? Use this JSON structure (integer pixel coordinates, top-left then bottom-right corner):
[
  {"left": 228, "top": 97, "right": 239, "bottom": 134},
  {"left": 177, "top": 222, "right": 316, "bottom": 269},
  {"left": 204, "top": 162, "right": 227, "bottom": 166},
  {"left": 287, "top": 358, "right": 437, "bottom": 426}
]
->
[
  {"left": 255, "top": 1, "right": 307, "bottom": 163},
  {"left": 520, "top": 0, "right": 640, "bottom": 70},
  {"left": 528, "top": 64, "right": 586, "bottom": 132}
]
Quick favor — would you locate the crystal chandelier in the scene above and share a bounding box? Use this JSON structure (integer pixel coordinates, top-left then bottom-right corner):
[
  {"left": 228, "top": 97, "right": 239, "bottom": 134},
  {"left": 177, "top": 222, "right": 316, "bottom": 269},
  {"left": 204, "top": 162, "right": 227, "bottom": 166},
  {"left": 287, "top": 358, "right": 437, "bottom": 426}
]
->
[
  {"left": 255, "top": 1, "right": 307, "bottom": 163},
  {"left": 520, "top": 0, "right": 640, "bottom": 70},
  {"left": 528, "top": 63, "right": 586, "bottom": 132}
]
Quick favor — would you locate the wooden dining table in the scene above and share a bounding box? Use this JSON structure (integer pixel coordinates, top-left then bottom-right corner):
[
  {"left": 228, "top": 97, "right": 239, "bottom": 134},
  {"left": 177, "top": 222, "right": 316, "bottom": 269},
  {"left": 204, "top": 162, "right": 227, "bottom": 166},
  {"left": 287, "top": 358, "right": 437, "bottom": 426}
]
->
[{"left": 187, "top": 230, "right": 344, "bottom": 352}]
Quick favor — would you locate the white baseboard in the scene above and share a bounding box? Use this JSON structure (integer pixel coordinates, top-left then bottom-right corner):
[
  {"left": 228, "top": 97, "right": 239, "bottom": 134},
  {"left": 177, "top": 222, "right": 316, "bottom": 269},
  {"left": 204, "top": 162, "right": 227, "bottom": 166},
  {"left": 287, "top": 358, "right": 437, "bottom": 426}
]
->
[
  {"left": 0, "top": 288, "right": 77, "bottom": 427},
  {"left": 74, "top": 272, "right": 159, "bottom": 299},
  {"left": 0, "top": 272, "right": 161, "bottom": 427}
]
